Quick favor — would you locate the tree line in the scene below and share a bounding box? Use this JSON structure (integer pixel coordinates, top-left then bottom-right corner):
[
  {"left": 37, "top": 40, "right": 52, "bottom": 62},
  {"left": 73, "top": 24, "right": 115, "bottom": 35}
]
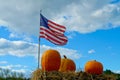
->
[
  {"left": 0, "top": 68, "right": 30, "bottom": 80},
  {"left": 0, "top": 68, "right": 120, "bottom": 80}
]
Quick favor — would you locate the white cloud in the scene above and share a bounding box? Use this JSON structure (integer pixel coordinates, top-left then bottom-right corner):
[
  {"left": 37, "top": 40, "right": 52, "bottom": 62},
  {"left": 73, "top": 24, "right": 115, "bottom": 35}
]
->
[
  {"left": 0, "top": 20, "right": 9, "bottom": 27},
  {"left": 9, "top": 32, "right": 33, "bottom": 42},
  {"left": 0, "top": 65, "right": 11, "bottom": 70},
  {"left": 0, "top": 64, "right": 29, "bottom": 75},
  {"left": 0, "top": 0, "right": 40, "bottom": 36},
  {"left": 40, "top": 45, "right": 82, "bottom": 60},
  {"left": 11, "top": 69, "right": 26, "bottom": 73},
  {"left": 88, "top": 49, "right": 95, "bottom": 54},
  {"left": 0, "top": 0, "right": 120, "bottom": 37},
  {"left": 0, "top": 38, "right": 81, "bottom": 59},
  {"left": 0, "top": 61, "right": 8, "bottom": 64},
  {"left": 0, "top": 64, "right": 27, "bottom": 70},
  {"left": 114, "top": 70, "right": 120, "bottom": 73},
  {"left": 52, "top": 0, "right": 120, "bottom": 34},
  {"left": 66, "top": 31, "right": 76, "bottom": 39},
  {"left": 0, "top": 38, "right": 37, "bottom": 57}
]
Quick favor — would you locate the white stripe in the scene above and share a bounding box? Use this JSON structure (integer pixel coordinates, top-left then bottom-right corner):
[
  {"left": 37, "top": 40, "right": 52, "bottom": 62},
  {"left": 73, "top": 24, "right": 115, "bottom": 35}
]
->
[
  {"left": 40, "top": 31, "right": 65, "bottom": 44},
  {"left": 48, "top": 21, "right": 66, "bottom": 31},
  {"left": 46, "top": 32, "right": 65, "bottom": 43},
  {"left": 40, "top": 27, "right": 66, "bottom": 43},
  {"left": 40, "top": 34, "right": 60, "bottom": 44},
  {"left": 48, "top": 38, "right": 61, "bottom": 45},
  {"left": 48, "top": 26, "right": 64, "bottom": 35},
  {"left": 57, "top": 35, "right": 67, "bottom": 40}
]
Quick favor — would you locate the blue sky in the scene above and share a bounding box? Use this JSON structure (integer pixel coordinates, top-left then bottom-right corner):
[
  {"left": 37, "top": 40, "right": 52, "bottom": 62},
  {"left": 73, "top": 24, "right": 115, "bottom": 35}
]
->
[{"left": 0, "top": 0, "right": 120, "bottom": 77}]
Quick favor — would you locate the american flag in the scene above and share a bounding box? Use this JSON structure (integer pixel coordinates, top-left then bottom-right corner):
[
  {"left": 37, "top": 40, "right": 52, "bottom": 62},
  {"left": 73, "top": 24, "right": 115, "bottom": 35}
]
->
[{"left": 40, "top": 14, "right": 68, "bottom": 45}]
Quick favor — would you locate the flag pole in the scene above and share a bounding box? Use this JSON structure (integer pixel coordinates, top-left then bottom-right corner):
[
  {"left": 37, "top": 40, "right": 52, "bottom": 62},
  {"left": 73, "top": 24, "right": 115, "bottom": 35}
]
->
[
  {"left": 39, "top": 10, "right": 46, "bottom": 80},
  {"left": 38, "top": 37, "right": 40, "bottom": 69},
  {"left": 38, "top": 10, "right": 42, "bottom": 69}
]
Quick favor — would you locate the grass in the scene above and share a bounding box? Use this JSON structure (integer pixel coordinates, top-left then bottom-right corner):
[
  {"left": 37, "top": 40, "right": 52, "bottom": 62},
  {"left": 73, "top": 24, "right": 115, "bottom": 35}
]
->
[
  {"left": 0, "top": 68, "right": 119, "bottom": 80},
  {"left": 31, "top": 69, "right": 117, "bottom": 80}
]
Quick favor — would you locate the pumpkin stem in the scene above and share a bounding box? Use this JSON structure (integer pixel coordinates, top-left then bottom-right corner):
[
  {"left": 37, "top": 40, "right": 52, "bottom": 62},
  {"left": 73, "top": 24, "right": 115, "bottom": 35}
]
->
[{"left": 63, "top": 55, "right": 67, "bottom": 59}]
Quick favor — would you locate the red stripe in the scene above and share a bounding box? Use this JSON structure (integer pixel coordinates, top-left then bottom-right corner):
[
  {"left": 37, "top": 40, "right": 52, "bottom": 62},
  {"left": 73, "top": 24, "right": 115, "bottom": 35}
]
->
[
  {"left": 48, "top": 20, "right": 65, "bottom": 29},
  {"left": 48, "top": 23, "right": 65, "bottom": 33},
  {"left": 40, "top": 29, "right": 67, "bottom": 43},
  {"left": 40, "top": 27, "right": 67, "bottom": 41},
  {"left": 48, "top": 21, "right": 65, "bottom": 32},
  {"left": 40, "top": 32, "right": 66, "bottom": 45},
  {"left": 40, "top": 27, "right": 67, "bottom": 45},
  {"left": 40, "top": 34, "right": 60, "bottom": 45},
  {"left": 48, "top": 21, "right": 65, "bottom": 35}
]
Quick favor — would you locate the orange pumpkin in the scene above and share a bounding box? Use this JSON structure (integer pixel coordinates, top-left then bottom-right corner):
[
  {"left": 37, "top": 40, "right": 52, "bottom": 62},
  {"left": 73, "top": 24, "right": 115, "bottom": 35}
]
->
[
  {"left": 41, "top": 49, "right": 61, "bottom": 71},
  {"left": 84, "top": 60, "right": 103, "bottom": 75},
  {"left": 59, "top": 55, "right": 76, "bottom": 72}
]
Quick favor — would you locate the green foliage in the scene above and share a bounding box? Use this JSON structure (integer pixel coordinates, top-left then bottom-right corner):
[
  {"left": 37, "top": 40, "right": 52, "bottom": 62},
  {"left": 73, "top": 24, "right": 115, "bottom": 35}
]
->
[
  {"left": 104, "top": 69, "right": 113, "bottom": 74},
  {"left": 0, "top": 68, "right": 29, "bottom": 80},
  {"left": 104, "top": 69, "right": 120, "bottom": 80}
]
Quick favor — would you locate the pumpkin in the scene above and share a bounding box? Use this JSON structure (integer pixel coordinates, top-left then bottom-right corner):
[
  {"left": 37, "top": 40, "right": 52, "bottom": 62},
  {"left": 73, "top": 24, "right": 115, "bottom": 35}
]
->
[
  {"left": 84, "top": 60, "right": 103, "bottom": 75},
  {"left": 41, "top": 49, "right": 61, "bottom": 71},
  {"left": 59, "top": 55, "right": 76, "bottom": 72}
]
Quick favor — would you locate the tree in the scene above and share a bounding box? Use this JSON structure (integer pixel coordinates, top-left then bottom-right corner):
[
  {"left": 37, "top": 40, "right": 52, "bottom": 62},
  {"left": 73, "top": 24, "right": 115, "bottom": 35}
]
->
[{"left": 104, "top": 69, "right": 113, "bottom": 74}]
